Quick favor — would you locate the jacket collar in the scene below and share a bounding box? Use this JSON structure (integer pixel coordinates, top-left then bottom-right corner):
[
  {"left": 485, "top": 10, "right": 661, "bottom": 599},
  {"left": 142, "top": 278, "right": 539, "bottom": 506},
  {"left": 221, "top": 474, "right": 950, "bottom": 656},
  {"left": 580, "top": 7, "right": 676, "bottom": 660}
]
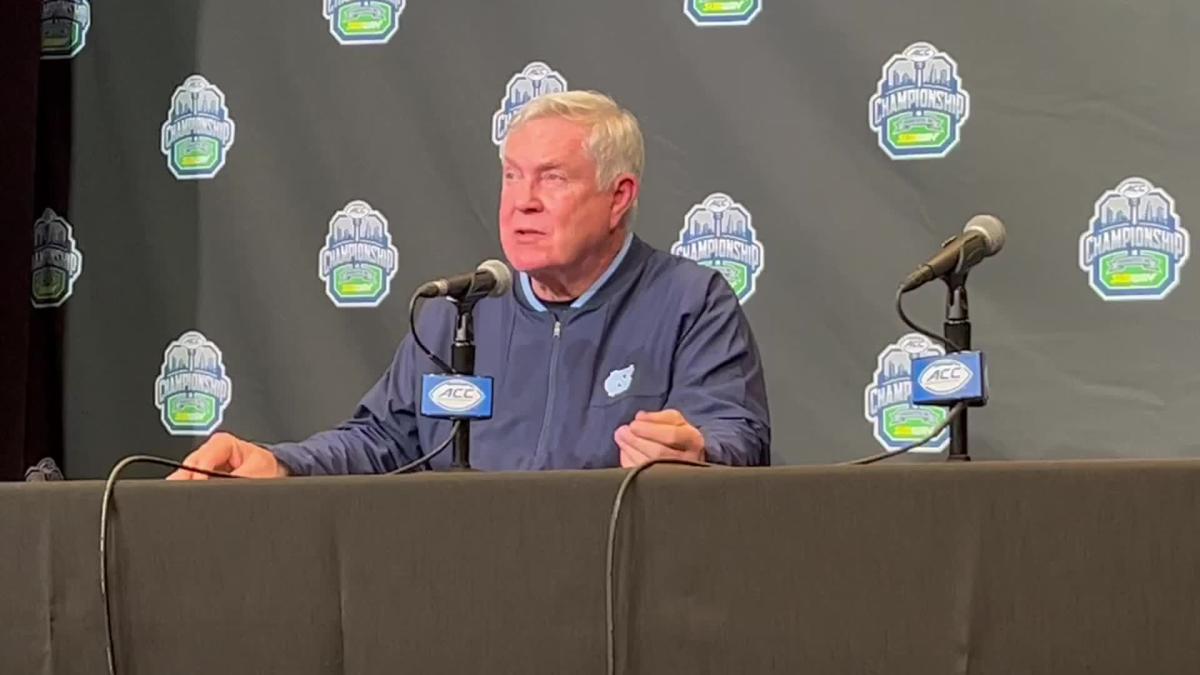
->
[{"left": 515, "top": 232, "right": 644, "bottom": 313}]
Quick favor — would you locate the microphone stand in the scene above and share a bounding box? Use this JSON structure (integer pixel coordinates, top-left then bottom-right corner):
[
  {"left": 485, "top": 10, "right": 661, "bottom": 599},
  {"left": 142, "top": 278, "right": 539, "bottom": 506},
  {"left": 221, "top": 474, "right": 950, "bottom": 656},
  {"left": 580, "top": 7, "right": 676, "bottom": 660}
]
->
[
  {"left": 449, "top": 297, "right": 478, "bottom": 471},
  {"left": 943, "top": 272, "right": 971, "bottom": 462}
]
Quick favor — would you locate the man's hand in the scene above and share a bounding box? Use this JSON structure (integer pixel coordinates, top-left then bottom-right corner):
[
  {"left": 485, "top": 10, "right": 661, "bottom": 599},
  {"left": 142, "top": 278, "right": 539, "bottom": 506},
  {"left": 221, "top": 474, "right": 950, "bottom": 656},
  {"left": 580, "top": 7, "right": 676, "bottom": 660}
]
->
[
  {"left": 166, "top": 432, "right": 288, "bottom": 480},
  {"left": 614, "top": 409, "right": 706, "bottom": 468}
]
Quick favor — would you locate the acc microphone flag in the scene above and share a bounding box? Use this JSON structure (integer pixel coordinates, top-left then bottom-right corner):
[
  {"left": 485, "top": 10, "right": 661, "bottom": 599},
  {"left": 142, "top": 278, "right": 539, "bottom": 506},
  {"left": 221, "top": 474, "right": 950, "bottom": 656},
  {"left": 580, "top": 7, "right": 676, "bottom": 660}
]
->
[
  {"left": 909, "top": 351, "right": 988, "bottom": 407},
  {"left": 421, "top": 374, "right": 494, "bottom": 420}
]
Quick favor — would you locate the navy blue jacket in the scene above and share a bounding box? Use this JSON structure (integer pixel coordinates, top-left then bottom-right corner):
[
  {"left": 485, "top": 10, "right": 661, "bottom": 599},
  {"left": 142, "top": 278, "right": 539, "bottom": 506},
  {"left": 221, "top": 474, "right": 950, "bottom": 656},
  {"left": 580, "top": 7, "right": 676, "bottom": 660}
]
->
[{"left": 270, "top": 235, "right": 770, "bottom": 473}]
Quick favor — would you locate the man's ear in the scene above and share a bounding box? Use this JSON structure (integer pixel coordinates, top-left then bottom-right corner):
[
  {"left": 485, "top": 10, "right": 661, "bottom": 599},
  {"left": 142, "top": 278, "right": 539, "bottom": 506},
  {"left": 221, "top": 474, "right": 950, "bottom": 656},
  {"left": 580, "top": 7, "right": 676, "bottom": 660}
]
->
[{"left": 609, "top": 174, "right": 639, "bottom": 229}]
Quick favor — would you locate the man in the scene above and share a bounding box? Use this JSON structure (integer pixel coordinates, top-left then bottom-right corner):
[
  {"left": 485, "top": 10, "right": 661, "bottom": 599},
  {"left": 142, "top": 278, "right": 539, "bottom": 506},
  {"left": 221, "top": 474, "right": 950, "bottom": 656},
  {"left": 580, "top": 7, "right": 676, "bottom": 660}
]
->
[{"left": 168, "top": 91, "right": 769, "bottom": 479}]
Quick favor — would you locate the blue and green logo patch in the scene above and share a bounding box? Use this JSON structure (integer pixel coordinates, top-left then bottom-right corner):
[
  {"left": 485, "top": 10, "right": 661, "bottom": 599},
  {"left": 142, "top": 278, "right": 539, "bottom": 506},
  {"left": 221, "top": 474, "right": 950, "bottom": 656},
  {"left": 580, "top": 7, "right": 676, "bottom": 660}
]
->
[
  {"left": 155, "top": 331, "right": 233, "bottom": 436},
  {"left": 672, "top": 192, "right": 765, "bottom": 303},
  {"left": 1079, "top": 177, "right": 1189, "bottom": 301},
  {"left": 324, "top": 0, "right": 404, "bottom": 45},
  {"left": 160, "top": 75, "right": 236, "bottom": 180},
  {"left": 318, "top": 200, "right": 399, "bottom": 307}
]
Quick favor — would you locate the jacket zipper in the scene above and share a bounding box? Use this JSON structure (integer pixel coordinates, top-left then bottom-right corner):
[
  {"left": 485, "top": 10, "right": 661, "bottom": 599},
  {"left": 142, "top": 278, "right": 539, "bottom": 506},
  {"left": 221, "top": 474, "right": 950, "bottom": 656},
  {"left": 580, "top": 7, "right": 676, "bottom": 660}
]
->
[{"left": 532, "top": 319, "right": 562, "bottom": 461}]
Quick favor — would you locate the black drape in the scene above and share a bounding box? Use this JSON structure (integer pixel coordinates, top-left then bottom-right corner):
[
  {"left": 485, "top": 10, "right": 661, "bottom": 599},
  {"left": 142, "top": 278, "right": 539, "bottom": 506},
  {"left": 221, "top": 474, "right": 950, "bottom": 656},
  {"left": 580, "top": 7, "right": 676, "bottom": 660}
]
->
[{"left": 1, "top": 2, "right": 67, "bottom": 481}]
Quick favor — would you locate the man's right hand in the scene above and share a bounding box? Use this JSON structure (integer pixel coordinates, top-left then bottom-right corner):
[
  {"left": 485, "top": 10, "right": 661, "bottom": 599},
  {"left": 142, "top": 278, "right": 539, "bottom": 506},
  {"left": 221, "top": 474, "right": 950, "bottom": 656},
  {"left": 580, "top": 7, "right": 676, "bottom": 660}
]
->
[{"left": 166, "top": 432, "right": 288, "bottom": 480}]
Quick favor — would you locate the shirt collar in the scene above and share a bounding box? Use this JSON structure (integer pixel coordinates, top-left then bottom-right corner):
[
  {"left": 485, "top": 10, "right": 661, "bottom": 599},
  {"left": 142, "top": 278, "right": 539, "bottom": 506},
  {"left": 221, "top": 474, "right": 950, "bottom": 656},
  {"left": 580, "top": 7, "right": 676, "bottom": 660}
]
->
[{"left": 518, "top": 232, "right": 634, "bottom": 313}]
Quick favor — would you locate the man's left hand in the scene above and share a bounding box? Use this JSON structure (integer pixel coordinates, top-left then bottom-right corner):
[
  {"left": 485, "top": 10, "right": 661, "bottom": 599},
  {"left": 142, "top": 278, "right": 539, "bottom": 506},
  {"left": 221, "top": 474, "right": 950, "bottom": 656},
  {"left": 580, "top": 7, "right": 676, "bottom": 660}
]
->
[{"left": 615, "top": 409, "right": 706, "bottom": 467}]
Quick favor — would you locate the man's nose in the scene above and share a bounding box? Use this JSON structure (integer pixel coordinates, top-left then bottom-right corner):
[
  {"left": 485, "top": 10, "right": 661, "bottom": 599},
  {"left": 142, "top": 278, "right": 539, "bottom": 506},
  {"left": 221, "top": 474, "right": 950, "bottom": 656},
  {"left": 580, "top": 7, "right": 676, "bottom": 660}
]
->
[{"left": 513, "top": 180, "right": 543, "bottom": 213}]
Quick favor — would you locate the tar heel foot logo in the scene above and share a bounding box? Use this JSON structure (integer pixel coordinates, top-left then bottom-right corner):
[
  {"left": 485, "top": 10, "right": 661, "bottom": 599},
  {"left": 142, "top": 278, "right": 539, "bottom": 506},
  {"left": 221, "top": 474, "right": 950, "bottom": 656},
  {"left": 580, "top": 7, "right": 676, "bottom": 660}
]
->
[
  {"left": 684, "top": 0, "right": 761, "bottom": 26},
  {"left": 604, "top": 364, "right": 635, "bottom": 398},
  {"left": 863, "top": 333, "right": 950, "bottom": 453},
  {"left": 869, "top": 42, "right": 970, "bottom": 160},
  {"left": 421, "top": 375, "right": 495, "bottom": 420},
  {"left": 155, "top": 331, "right": 233, "bottom": 436},
  {"left": 160, "top": 75, "right": 236, "bottom": 180},
  {"left": 324, "top": 0, "right": 405, "bottom": 45},
  {"left": 1079, "top": 177, "right": 1190, "bottom": 301},
  {"left": 491, "top": 61, "right": 569, "bottom": 146},
  {"left": 318, "top": 200, "right": 399, "bottom": 307},
  {"left": 672, "top": 192, "right": 765, "bottom": 304},
  {"left": 31, "top": 208, "right": 83, "bottom": 308},
  {"left": 41, "top": 0, "right": 91, "bottom": 59}
]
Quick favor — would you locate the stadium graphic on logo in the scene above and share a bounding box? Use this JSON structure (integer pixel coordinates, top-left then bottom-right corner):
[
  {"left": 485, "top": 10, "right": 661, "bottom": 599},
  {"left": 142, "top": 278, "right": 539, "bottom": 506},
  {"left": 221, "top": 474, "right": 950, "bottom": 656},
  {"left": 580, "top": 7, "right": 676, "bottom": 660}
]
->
[
  {"left": 160, "top": 75, "right": 236, "bottom": 180},
  {"left": 672, "top": 192, "right": 765, "bottom": 303},
  {"left": 41, "top": 0, "right": 91, "bottom": 59},
  {"left": 869, "top": 41, "right": 970, "bottom": 160},
  {"left": 155, "top": 331, "right": 233, "bottom": 436},
  {"left": 1079, "top": 177, "right": 1189, "bottom": 301},
  {"left": 492, "top": 61, "right": 569, "bottom": 146},
  {"left": 324, "top": 0, "right": 405, "bottom": 45},
  {"left": 863, "top": 333, "right": 950, "bottom": 453},
  {"left": 318, "top": 200, "right": 399, "bottom": 307},
  {"left": 31, "top": 208, "right": 83, "bottom": 308}
]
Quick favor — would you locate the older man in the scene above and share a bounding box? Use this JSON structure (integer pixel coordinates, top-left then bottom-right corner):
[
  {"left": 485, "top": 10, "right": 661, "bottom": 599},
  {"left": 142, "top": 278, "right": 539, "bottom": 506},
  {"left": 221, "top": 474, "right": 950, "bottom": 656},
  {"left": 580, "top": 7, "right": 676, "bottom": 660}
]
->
[{"left": 169, "top": 91, "right": 769, "bottom": 478}]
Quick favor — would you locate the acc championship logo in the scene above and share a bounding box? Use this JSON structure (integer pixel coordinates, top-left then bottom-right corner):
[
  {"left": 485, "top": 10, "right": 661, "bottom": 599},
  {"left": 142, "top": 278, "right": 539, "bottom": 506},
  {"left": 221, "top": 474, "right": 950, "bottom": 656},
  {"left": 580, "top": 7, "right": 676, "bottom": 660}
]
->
[
  {"left": 155, "top": 331, "right": 232, "bottom": 436},
  {"left": 1079, "top": 177, "right": 1189, "bottom": 301},
  {"left": 324, "top": 0, "right": 404, "bottom": 45},
  {"left": 491, "top": 61, "right": 568, "bottom": 146},
  {"left": 685, "top": 0, "right": 761, "bottom": 26},
  {"left": 160, "top": 75, "right": 236, "bottom": 180},
  {"left": 41, "top": 0, "right": 91, "bottom": 59},
  {"left": 31, "top": 208, "right": 83, "bottom": 308},
  {"left": 863, "top": 333, "right": 950, "bottom": 453},
  {"left": 672, "top": 193, "right": 765, "bottom": 303},
  {"left": 869, "top": 42, "right": 970, "bottom": 160},
  {"left": 318, "top": 200, "right": 399, "bottom": 307}
]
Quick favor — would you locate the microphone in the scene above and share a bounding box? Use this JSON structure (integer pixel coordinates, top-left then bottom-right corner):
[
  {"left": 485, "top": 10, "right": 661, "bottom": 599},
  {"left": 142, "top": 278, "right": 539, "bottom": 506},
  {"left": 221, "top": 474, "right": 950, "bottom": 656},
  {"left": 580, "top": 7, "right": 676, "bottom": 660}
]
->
[
  {"left": 417, "top": 260, "right": 513, "bottom": 300},
  {"left": 901, "top": 215, "right": 1007, "bottom": 292}
]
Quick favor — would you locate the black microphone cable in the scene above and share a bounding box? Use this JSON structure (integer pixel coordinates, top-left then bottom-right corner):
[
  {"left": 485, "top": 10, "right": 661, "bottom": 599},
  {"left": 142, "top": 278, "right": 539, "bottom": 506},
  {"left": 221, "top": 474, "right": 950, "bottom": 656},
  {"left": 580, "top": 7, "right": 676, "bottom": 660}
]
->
[
  {"left": 408, "top": 290, "right": 454, "bottom": 374},
  {"left": 601, "top": 406, "right": 966, "bottom": 675},
  {"left": 604, "top": 458, "right": 710, "bottom": 675},
  {"left": 99, "top": 417, "right": 462, "bottom": 675},
  {"left": 842, "top": 401, "right": 968, "bottom": 465},
  {"left": 386, "top": 420, "right": 462, "bottom": 474},
  {"left": 895, "top": 286, "right": 964, "bottom": 353},
  {"left": 99, "top": 455, "right": 242, "bottom": 675}
]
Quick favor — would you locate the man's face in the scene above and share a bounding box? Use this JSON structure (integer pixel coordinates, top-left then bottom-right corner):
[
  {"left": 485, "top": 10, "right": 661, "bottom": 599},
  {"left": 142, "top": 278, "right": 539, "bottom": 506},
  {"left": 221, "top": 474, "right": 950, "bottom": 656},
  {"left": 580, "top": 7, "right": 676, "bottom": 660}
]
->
[{"left": 499, "top": 117, "right": 623, "bottom": 274}]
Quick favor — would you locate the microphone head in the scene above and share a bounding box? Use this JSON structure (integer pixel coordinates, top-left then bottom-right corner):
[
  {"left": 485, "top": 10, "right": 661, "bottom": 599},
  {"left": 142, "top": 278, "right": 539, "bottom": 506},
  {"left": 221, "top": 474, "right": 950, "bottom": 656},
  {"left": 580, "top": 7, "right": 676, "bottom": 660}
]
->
[
  {"left": 477, "top": 259, "right": 513, "bottom": 297},
  {"left": 964, "top": 214, "right": 1006, "bottom": 256}
]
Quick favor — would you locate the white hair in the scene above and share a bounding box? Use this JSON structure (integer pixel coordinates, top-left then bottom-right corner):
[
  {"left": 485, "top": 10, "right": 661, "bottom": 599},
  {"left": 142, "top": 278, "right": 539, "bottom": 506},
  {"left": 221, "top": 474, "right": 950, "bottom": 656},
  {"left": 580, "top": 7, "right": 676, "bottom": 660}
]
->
[{"left": 501, "top": 90, "right": 645, "bottom": 222}]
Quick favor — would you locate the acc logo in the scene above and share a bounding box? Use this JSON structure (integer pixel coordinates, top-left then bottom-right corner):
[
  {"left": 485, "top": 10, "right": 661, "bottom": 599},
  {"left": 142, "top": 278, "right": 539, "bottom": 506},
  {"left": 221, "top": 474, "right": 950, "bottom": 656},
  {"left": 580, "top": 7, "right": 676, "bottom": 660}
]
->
[
  {"left": 918, "top": 359, "right": 973, "bottom": 395},
  {"left": 160, "top": 75, "right": 236, "bottom": 180},
  {"left": 154, "top": 331, "right": 232, "bottom": 436},
  {"left": 41, "top": 0, "right": 91, "bottom": 59},
  {"left": 684, "top": 0, "right": 761, "bottom": 26},
  {"left": 324, "top": 0, "right": 404, "bottom": 45},
  {"left": 672, "top": 192, "right": 765, "bottom": 304},
  {"left": 863, "top": 333, "right": 950, "bottom": 453},
  {"left": 491, "top": 61, "right": 569, "bottom": 146},
  {"left": 604, "top": 364, "right": 635, "bottom": 398},
  {"left": 1079, "top": 177, "right": 1189, "bottom": 301},
  {"left": 869, "top": 41, "right": 970, "bottom": 160},
  {"left": 430, "top": 379, "right": 486, "bottom": 413},
  {"left": 318, "top": 200, "right": 399, "bottom": 307},
  {"left": 31, "top": 208, "right": 83, "bottom": 308}
]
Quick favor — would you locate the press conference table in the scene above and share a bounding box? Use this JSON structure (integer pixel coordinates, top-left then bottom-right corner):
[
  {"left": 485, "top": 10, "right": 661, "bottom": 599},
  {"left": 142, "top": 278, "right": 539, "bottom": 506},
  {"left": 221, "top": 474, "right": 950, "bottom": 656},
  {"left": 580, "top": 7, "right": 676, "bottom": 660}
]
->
[{"left": 3, "top": 460, "right": 1199, "bottom": 674}]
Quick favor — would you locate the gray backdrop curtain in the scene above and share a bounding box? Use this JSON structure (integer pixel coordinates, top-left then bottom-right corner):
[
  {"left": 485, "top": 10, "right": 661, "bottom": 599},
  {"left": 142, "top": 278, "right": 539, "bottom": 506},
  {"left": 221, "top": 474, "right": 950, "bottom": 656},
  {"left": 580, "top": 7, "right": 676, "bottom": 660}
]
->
[{"left": 32, "top": 0, "right": 1200, "bottom": 477}]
